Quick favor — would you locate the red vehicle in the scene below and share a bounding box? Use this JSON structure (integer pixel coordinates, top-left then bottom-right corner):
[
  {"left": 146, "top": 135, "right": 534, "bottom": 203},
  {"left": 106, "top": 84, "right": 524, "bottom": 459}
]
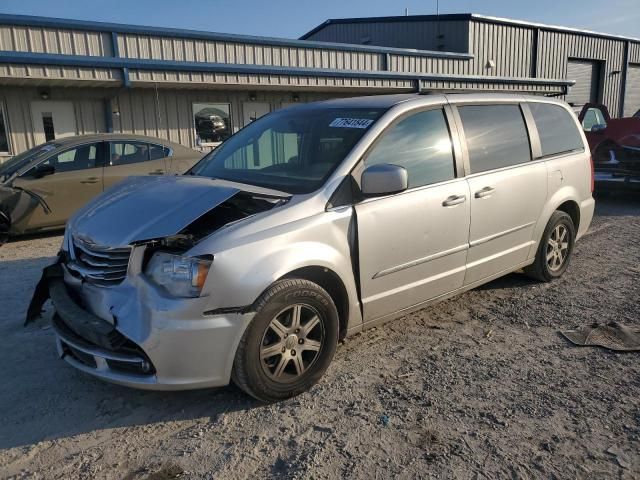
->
[{"left": 577, "top": 103, "right": 640, "bottom": 190}]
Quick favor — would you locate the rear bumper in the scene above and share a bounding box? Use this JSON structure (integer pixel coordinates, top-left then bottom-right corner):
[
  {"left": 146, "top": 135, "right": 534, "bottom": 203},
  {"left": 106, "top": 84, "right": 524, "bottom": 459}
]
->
[
  {"left": 30, "top": 262, "right": 254, "bottom": 391},
  {"left": 595, "top": 172, "right": 640, "bottom": 191},
  {"left": 577, "top": 196, "right": 595, "bottom": 240}
]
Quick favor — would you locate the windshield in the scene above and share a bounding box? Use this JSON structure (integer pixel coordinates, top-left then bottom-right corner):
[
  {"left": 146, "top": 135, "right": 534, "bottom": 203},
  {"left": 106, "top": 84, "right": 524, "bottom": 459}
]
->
[
  {"left": 189, "top": 107, "right": 384, "bottom": 194},
  {"left": 0, "top": 142, "right": 60, "bottom": 182}
]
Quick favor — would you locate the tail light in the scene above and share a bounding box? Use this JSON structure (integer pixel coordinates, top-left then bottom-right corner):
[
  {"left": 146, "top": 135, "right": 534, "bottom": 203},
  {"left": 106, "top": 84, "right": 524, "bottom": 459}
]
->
[{"left": 589, "top": 153, "right": 595, "bottom": 193}]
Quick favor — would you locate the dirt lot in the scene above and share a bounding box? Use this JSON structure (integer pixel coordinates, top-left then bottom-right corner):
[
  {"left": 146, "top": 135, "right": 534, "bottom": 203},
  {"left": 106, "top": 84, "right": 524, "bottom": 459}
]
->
[{"left": 0, "top": 195, "right": 638, "bottom": 479}]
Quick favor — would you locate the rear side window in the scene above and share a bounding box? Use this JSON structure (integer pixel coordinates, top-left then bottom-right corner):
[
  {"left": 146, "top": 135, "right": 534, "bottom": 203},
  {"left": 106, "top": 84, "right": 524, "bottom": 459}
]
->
[
  {"left": 148, "top": 143, "right": 169, "bottom": 160},
  {"left": 364, "top": 109, "right": 455, "bottom": 188},
  {"left": 458, "top": 105, "right": 531, "bottom": 174},
  {"left": 110, "top": 142, "right": 149, "bottom": 166},
  {"left": 529, "top": 103, "right": 584, "bottom": 156}
]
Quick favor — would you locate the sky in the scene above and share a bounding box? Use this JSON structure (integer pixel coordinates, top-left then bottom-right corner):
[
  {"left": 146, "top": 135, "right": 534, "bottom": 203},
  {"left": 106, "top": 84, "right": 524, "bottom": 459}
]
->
[{"left": 1, "top": 0, "right": 639, "bottom": 39}]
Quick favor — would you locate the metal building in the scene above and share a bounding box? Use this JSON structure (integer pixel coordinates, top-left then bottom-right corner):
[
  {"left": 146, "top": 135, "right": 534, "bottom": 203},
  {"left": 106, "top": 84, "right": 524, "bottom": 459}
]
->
[
  {"left": 302, "top": 14, "right": 640, "bottom": 118},
  {"left": 0, "top": 12, "right": 637, "bottom": 160}
]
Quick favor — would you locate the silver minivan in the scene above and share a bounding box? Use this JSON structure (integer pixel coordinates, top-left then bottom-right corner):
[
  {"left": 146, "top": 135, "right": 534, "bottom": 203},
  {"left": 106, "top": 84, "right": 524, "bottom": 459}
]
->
[{"left": 28, "top": 93, "right": 595, "bottom": 402}]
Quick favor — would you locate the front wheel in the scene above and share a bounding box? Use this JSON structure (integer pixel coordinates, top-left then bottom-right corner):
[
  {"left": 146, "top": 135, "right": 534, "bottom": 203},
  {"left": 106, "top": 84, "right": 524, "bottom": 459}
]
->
[
  {"left": 525, "top": 211, "right": 575, "bottom": 282},
  {"left": 231, "top": 279, "right": 339, "bottom": 402}
]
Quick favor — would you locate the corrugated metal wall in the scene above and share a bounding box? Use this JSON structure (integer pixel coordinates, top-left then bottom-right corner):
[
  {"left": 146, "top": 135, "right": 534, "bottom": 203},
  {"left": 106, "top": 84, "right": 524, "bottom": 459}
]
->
[
  {"left": 111, "top": 89, "right": 348, "bottom": 150},
  {"left": 127, "top": 69, "right": 415, "bottom": 91},
  {"left": 0, "top": 63, "right": 121, "bottom": 85},
  {"left": 468, "top": 21, "right": 534, "bottom": 77},
  {"left": 300, "top": 20, "right": 470, "bottom": 53},
  {"left": 537, "top": 30, "right": 625, "bottom": 116},
  {"left": 630, "top": 42, "right": 640, "bottom": 63},
  {"left": 624, "top": 64, "right": 640, "bottom": 116},
  {"left": 117, "top": 33, "right": 384, "bottom": 71},
  {"left": 388, "top": 21, "right": 534, "bottom": 78},
  {"left": 0, "top": 24, "right": 113, "bottom": 55},
  {"left": 0, "top": 86, "right": 109, "bottom": 155}
]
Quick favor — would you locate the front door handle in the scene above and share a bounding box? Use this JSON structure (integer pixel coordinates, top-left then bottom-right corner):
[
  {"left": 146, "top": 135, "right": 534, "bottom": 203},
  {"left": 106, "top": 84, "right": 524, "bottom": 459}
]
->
[
  {"left": 149, "top": 169, "right": 165, "bottom": 175},
  {"left": 81, "top": 177, "right": 99, "bottom": 184},
  {"left": 475, "top": 186, "right": 495, "bottom": 198},
  {"left": 442, "top": 194, "right": 467, "bottom": 207}
]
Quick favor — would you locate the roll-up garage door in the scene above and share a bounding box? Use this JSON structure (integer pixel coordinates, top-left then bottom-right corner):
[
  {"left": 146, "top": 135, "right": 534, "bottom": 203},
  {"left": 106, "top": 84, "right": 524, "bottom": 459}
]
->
[
  {"left": 566, "top": 59, "right": 601, "bottom": 108},
  {"left": 624, "top": 64, "right": 640, "bottom": 117}
]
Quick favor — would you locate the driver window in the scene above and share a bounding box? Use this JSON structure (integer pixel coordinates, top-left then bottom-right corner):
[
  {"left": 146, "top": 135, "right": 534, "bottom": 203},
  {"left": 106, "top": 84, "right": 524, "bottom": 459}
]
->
[
  {"left": 582, "top": 108, "right": 607, "bottom": 132},
  {"left": 364, "top": 109, "right": 455, "bottom": 188},
  {"left": 40, "top": 144, "right": 98, "bottom": 173}
]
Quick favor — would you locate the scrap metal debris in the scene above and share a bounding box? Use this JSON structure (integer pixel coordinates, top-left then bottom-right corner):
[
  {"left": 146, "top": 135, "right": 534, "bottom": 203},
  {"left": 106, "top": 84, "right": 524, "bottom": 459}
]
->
[{"left": 561, "top": 322, "right": 640, "bottom": 351}]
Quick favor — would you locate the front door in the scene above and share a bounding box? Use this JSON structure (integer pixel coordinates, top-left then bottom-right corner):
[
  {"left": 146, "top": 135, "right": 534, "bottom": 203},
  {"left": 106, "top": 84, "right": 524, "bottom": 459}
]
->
[
  {"left": 243, "top": 102, "right": 271, "bottom": 127},
  {"left": 355, "top": 107, "right": 470, "bottom": 322},
  {"left": 30, "top": 101, "right": 76, "bottom": 145},
  {"left": 12, "top": 142, "right": 104, "bottom": 230},
  {"left": 455, "top": 103, "right": 548, "bottom": 285}
]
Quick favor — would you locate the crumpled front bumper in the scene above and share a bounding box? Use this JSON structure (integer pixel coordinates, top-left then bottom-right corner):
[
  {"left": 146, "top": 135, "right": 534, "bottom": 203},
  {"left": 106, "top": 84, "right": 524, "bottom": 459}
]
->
[{"left": 27, "top": 261, "right": 255, "bottom": 391}]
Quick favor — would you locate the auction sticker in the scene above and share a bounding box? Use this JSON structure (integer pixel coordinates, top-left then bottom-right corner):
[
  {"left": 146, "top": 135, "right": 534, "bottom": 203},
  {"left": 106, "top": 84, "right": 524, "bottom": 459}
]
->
[{"left": 329, "top": 118, "right": 374, "bottom": 129}]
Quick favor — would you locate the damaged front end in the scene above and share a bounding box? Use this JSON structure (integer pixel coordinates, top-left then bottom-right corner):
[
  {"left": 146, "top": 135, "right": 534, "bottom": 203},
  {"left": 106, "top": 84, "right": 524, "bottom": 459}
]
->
[
  {"left": 0, "top": 185, "right": 51, "bottom": 243},
  {"left": 26, "top": 175, "right": 288, "bottom": 389}
]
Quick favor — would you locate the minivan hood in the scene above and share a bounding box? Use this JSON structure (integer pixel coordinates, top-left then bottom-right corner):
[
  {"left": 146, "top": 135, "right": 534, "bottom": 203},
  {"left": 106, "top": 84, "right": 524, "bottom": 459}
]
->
[{"left": 68, "top": 176, "right": 241, "bottom": 246}]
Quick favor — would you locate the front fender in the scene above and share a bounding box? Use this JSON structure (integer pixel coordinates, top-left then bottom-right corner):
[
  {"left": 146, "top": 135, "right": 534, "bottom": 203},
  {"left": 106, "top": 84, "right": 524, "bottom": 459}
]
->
[{"left": 197, "top": 207, "right": 363, "bottom": 331}]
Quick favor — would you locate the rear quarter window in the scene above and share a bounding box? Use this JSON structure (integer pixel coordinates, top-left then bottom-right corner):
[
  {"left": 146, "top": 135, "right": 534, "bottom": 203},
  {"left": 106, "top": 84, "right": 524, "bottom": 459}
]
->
[{"left": 529, "top": 103, "right": 584, "bottom": 157}]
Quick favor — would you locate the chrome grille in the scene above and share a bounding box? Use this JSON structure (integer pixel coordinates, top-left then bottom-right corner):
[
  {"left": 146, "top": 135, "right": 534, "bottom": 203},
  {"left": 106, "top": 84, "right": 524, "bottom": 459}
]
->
[{"left": 69, "top": 237, "right": 132, "bottom": 286}]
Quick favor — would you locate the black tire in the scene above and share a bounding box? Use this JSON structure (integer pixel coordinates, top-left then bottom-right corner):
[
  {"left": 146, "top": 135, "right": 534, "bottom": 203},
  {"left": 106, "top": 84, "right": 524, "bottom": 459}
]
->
[
  {"left": 231, "top": 279, "right": 339, "bottom": 402},
  {"left": 525, "top": 211, "right": 575, "bottom": 282}
]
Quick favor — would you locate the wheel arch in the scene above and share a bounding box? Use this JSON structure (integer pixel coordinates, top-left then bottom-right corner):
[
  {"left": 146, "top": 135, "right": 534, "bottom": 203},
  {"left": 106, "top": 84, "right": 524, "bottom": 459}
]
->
[
  {"left": 556, "top": 199, "right": 581, "bottom": 233},
  {"left": 279, "top": 266, "right": 350, "bottom": 340},
  {"left": 529, "top": 188, "right": 582, "bottom": 259}
]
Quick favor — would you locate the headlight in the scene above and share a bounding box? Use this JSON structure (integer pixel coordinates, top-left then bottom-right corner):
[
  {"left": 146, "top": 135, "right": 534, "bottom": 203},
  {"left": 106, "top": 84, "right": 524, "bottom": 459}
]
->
[{"left": 145, "top": 252, "right": 212, "bottom": 298}]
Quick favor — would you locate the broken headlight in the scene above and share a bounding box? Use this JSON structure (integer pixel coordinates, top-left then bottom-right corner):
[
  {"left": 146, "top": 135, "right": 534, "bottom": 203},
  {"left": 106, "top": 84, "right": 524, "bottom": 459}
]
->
[{"left": 145, "top": 252, "right": 212, "bottom": 298}]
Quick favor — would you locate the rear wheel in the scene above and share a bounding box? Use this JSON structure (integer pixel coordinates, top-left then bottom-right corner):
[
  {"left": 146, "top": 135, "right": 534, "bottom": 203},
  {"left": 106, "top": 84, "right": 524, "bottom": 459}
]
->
[
  {"left": 525, "top": 211, "right": 575, "bottom": 282},
  {"left": 231, "top": 279, "right": 339, "bottom": 402}
]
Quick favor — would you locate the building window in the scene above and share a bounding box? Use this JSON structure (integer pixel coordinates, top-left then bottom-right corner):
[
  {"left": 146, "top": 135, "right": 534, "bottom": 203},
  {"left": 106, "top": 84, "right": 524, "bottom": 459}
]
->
[
  {"left": 193, "top": 103, "right": 231, "bottom": 146},
  {"left": 0, "top": 104, "right": 10, "bottom": 154},
  {"left": 42, "top": 112, "right": 55, "bottom": 142}
]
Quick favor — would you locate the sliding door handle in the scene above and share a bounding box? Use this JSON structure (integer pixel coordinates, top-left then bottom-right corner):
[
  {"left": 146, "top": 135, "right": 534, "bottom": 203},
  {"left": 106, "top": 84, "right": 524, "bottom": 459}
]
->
[
  {"left": 475, "top": 186, "right": 495, "bottom": 198},
  {"left": 149, "top": 169, "right": 165, "bottom": 175},
  {"left": 81, "top": 177, "right": 99, "bottom": 184},
  {"left": 442, "top": 194, "right": 467, "bottom": 207}
]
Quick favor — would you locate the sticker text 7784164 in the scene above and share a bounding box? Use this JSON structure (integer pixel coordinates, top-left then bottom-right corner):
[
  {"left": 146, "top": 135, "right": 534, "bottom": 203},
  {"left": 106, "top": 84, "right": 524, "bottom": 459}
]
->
[{"left": 329, "top": 118, "right": 374, "bottom": 129}]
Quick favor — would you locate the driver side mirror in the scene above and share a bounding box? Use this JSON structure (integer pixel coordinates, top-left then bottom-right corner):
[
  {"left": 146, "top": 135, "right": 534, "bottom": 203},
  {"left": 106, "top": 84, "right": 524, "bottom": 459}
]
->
[
  {"left": 33, "top": 163, "right": 55, "bottom": 179},
  {"left": 591, "top": 124, "right": 607, "bottom": 133},
  {"left": 361, "top": 163, "right": 408, "bottom": 197}
]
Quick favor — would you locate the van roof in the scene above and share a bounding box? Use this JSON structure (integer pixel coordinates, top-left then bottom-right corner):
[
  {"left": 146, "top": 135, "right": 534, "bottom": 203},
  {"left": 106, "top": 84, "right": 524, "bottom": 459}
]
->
[{"left": 298, "top": 93, "right": 567, "bottom": 110}]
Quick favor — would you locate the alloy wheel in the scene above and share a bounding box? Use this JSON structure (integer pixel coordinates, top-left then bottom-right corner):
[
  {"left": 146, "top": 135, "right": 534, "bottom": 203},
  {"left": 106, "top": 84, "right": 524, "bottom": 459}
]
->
[
  {"left": 260, "top": 304, "right": 324, "bottom": 382},
  {"left": 546, "top": 224, "right": 569, "bottom": 272}
]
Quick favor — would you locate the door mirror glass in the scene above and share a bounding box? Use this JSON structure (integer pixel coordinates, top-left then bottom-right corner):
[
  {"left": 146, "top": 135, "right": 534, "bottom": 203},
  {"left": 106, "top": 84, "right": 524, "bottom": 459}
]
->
[
  {"left": 33, "top": 163, "right": 55, "bottom": 178},
  {"left": 361, "top": 164, "right": 408, "bottom": 196}
]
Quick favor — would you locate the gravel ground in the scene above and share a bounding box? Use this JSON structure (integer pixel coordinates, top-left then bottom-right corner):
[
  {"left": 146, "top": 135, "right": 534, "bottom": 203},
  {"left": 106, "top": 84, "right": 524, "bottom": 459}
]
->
[{"left": 0, "top": 195, "right": 639, "bottom": 480}]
